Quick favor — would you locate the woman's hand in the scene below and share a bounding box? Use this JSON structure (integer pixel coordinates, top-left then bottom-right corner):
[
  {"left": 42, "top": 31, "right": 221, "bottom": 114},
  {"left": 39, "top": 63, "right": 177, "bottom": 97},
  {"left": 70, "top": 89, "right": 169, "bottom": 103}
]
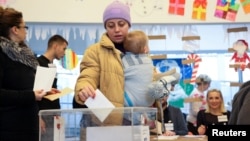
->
[
  {"left": 34, "top": 89, "right": 46, "bottom": 101},
  {"left": 40, "top": 118, "right": 46, "bottom": 134},
  {"left": 46, "top": 88, "right": 61, "bottom": 95},
  {"left": 78, "top": 85, "right": 96, "bottom": 102},
  {"left": 198, "top": 124, "right": 206, "bottom": 135}
]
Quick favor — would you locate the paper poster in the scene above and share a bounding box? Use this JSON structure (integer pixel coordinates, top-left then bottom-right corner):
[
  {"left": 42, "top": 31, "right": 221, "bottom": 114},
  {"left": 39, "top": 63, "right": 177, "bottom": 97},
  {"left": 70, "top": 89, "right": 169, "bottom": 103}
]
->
[
  {"left": 240, "top": 0, "right": 250, "bottom": 14},
  {"left": 214, "top": 0, "right": 240, "bottom": 21},
  {"left": 192, "top": 0, "right": 207, "bottom": 21},
  {"left": 152, "top": 58, "right": 193, "bottom": 108},
  {"left": 168, "top": 0, "right": 186, "bottom": 16}
]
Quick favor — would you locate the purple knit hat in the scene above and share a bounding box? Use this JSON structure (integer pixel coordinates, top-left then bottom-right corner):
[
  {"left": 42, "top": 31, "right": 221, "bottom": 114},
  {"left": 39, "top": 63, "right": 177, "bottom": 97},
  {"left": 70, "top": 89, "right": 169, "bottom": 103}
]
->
[{"left": 103, "top": 1, "right": 131, "bottom": 27}]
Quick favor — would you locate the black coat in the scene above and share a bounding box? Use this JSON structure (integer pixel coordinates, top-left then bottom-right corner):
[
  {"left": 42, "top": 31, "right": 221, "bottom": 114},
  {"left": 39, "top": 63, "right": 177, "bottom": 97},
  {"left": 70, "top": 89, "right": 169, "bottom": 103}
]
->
[
  {"left": 0, "top": 48, "right": 39, "bottom": 141},
  {"left": 197, "top": 109, "right": 231, "bottom": 136}
]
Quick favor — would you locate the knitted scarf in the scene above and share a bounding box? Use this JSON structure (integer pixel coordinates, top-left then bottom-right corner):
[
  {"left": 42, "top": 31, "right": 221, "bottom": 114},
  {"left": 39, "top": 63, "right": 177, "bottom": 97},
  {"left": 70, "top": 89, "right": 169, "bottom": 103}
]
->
[{"left": 0, "top": 36, "right": 39, "bottom": 70}]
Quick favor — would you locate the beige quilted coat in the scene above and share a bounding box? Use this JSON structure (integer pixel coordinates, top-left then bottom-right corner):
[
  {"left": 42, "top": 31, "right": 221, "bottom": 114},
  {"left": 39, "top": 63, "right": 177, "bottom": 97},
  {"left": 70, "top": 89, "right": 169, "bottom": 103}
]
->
[{"left": 74, "top": 33, "right": 125, "bottom": 107}]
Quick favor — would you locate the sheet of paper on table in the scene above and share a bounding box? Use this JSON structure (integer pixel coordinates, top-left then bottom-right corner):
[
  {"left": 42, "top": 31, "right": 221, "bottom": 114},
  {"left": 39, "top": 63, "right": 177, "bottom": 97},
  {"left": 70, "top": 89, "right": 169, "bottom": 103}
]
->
[
  {"left": 183, "top": 135, "right": 206, "bottom": 138},
  {"left": 154, "top": 135, "right": 179, "bottom": 140}
]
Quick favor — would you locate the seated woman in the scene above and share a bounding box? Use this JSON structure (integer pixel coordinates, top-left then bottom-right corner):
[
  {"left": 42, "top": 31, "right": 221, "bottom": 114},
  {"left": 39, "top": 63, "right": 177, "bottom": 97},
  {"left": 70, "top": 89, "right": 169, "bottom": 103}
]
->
[{"left": 196, "top": 89, "right": 231, "bottom": 136}]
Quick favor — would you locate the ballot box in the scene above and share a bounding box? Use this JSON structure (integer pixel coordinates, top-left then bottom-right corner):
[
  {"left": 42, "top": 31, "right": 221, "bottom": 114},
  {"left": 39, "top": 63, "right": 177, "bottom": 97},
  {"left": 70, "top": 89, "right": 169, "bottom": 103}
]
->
[{"left": 39, "top": 107, "right": 157, "bottom": 141}]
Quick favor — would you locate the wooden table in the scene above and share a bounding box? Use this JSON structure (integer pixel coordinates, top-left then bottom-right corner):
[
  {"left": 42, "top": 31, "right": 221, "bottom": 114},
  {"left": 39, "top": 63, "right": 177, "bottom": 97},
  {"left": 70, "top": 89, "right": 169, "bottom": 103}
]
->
[{"left": 150, "top": 135, "right": 208, "bottom": 141}]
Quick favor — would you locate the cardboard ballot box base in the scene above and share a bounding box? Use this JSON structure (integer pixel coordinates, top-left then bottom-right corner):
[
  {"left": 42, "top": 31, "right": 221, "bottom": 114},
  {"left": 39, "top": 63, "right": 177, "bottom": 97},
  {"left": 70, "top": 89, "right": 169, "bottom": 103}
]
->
[
  {"left": 39, "top": 107, "right": 157, "bottom": 141},
  {"left": 87, "top": 126, "right": 149, "bottom": 141}
]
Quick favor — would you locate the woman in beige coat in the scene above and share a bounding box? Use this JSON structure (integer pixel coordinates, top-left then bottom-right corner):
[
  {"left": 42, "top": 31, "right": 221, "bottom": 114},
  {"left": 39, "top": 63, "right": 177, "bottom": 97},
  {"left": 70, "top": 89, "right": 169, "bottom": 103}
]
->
[
  {"left": 74, "top": 1, "right": 132, "bottom": 140},
  {"left": 74, "top": 1, "right": 131, "bottom": 108}
]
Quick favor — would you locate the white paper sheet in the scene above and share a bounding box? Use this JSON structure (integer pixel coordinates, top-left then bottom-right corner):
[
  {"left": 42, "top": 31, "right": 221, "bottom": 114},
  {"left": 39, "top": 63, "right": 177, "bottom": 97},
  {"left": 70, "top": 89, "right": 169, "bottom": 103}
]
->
[
  {"left": 155, "top": 135, "right": 179, "bottom": 140},
  {"left": 33, "top": 66, "right": 56, "bottom": 92},
  {"left": 183, "top": 135, "right": 206, "bottom": 138},
  {"left": 85, "top": 89, "right": 115, "bottom": 122}
]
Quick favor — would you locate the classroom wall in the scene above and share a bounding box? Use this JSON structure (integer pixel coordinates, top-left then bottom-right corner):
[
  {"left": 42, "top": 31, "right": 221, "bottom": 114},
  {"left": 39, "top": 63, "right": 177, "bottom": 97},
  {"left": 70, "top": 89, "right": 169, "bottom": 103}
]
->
[
  {"left": 2, "top": 0, "right": 249, "bottom": 54},
  {"left": 7, "top": 0, "right": 250, "bottom": 24}
]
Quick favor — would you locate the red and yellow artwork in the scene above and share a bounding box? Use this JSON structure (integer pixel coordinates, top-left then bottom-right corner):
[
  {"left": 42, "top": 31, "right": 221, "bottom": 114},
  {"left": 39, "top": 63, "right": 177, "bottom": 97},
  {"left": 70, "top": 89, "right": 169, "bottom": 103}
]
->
[
  {"left": 240, "top": 0, "right": 250, "bottom": 14},
  {"left": 61, "top": 48, "right": 78, "bottom": 70},
  {"left": 168, "top": 0, "right": 185, "bottom": 16},
  {"left": 214, "top": 0, "right": 240, "bottom": 21},
  {"left": 192, "top": 0, "right": 207, "bottom": 21}
]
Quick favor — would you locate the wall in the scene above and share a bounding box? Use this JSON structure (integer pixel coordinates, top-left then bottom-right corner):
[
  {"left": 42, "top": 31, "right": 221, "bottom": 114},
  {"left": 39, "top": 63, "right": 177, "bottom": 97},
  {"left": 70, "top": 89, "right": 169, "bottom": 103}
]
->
[{"left": 4, "top": 0, "right": 250, "bottom": 23}]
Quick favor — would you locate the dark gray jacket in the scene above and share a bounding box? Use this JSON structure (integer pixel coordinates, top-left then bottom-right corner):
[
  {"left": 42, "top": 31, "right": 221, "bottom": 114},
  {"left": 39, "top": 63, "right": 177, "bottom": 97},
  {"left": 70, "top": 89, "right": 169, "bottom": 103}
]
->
[
  {"left": 162, "top": 105, "right": 188, "bottom": 135},
  {"left": 229, "top": 81, "right": 250, "bottom": 125}
]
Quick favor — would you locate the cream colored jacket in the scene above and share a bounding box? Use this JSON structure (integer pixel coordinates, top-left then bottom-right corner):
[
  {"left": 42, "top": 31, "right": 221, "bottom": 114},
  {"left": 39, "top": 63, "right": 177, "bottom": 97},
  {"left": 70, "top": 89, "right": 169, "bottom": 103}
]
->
[{"left": 74, "top": 33, "right": 124, "bottom": 107}]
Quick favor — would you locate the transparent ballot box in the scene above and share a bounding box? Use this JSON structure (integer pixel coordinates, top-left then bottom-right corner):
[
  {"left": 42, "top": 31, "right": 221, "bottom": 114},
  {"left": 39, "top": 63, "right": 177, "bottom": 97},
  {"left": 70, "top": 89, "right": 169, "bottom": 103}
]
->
[{"left": 39, "top": 107, "right": 157, "bottom": 141}]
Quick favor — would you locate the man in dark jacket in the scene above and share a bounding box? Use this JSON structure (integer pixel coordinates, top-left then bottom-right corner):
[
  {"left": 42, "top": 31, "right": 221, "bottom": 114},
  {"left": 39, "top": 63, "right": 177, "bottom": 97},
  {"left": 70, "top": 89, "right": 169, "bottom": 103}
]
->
[
  {"left": 37, "top": 34, "right": 68, "bottom": 141},
  {"left": 153, "top": 73, "right": 188, "bottom": 136}
]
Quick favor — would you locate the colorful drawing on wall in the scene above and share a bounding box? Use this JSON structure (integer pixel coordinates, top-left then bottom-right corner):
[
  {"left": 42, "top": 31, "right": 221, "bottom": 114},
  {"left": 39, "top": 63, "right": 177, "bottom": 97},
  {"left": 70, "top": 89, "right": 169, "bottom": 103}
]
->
[
  {"left": 60, "top": 48, "right": 78, "bottom": 70},
  {"left": 186, "top": 53, "right": 202, "bottom": 83},
  {"left": 214, "top": 0, "right": 240, "bottom": 21},
  {"left": 152, "top": 58, "right": 194, "bottom": 108},
  {"left": 0, "top": 0, "right": 16, "bottom": 6},
  {"left": 222, "top": 0, "right": 236, "bottom": 5},
  {"left": 230, "top": 39, "right": 250, "bottom": 71},
  {"left": 124, "top": 0, "right": 163, "bottom": 16},
  {"left": 182, "top": 34, "right": 201, "bottom": 84},
  {"left": 192, "top": 0, "right": 207, "bottom": 21},
  {"left": 168, "top": 0, "right": 186, "bottom": 16},
  {"left": 240, "top": 0, "right": 250, "bottom": 14}
]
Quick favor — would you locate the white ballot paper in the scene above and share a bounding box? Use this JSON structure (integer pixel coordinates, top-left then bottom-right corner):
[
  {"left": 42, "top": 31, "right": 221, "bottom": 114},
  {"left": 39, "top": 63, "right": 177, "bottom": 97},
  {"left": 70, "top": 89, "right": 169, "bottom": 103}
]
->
[
  {"left": 33, "top": 66, "right": 57, "bottom": 92},
  {"left": 85, "top": 89, "right": 115, "bottom": 122}
]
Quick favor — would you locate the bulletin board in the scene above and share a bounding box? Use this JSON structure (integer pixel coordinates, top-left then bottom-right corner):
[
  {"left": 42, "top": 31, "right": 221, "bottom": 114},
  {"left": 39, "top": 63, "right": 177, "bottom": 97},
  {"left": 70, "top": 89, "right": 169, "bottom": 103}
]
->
[{"left": 3, "top": 0, "right": 250, "bottom": 24}]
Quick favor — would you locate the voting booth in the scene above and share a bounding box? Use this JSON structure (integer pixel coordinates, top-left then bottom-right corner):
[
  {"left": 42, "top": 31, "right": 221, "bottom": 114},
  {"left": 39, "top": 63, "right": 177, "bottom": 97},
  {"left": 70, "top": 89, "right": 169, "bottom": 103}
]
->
[{"left": 39, "top": 107, "right": 157, "bottom": 141}]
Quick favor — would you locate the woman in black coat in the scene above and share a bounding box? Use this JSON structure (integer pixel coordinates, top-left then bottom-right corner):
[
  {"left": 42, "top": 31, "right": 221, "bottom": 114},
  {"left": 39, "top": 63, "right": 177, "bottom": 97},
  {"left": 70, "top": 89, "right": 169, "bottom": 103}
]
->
[{"left": 0, "top": 6, "right": 46, "bottom": 141}]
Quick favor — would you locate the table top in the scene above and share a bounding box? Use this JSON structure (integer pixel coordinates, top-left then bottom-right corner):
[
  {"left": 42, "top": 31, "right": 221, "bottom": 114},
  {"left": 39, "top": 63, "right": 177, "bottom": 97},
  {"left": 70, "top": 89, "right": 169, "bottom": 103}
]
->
[{"left": 150, "top": 135, "right": 208, "bottom": 141}]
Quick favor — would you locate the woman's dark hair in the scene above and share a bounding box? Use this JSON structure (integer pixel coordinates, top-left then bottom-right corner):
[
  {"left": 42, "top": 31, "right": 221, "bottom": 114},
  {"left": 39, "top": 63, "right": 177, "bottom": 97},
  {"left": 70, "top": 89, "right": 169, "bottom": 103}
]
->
[{"left": 0, "top": 6, "right": 23, "bottom": 38}]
